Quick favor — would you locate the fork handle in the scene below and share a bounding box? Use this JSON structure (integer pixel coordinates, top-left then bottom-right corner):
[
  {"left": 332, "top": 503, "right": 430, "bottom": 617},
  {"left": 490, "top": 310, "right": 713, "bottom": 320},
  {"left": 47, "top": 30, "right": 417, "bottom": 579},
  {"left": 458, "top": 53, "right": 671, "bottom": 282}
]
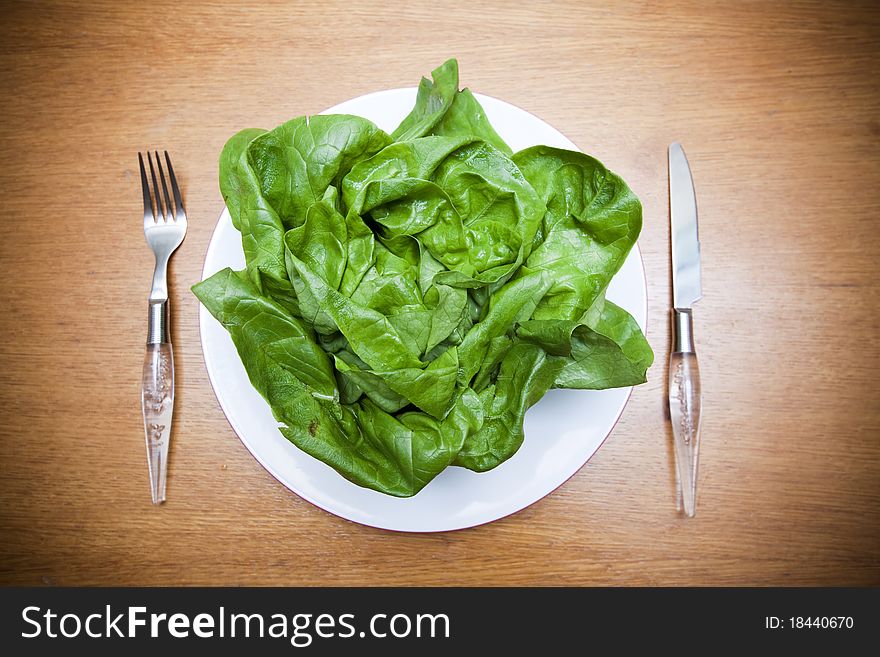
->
[
  {"left": 142, "top": 301, "right": 174, "bottom": 504},
  {"left": 147, "top": 299, "right": 170, "bottom": 344}
]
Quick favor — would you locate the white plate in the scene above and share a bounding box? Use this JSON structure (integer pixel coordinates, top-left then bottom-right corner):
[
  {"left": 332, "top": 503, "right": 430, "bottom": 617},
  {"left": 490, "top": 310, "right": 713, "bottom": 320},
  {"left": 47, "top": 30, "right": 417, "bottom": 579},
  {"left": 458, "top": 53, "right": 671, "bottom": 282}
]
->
[{"left": 199, "top": 88, "right": 648, "bottom": 532}]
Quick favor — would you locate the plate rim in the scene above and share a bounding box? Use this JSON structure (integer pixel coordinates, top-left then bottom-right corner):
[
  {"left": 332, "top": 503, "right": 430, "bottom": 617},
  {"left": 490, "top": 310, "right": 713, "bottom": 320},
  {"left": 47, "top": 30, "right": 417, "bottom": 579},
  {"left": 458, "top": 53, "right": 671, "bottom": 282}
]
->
[{"left": 197, "top": 87, "right": 650, "bottom": 533}]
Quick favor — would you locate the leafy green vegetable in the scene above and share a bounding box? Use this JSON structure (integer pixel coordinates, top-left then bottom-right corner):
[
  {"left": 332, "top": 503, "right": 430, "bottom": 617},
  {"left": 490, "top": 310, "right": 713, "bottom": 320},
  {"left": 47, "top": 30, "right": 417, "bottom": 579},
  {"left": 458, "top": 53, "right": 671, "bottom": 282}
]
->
[
  {"left": 194, "top": 59, "right": 653, "bottom": 497},
  {"left": 513, "top": 145, "right": 643, "bottom": 322},
  {"left": 453, "top": 342, "right": 563, "bottom": 472},
  {"left": 434, "top": 88, "right": 512, "bottom": 155},
  {"left": 391, "top": 59, "right": 459, "bottom": 141}
]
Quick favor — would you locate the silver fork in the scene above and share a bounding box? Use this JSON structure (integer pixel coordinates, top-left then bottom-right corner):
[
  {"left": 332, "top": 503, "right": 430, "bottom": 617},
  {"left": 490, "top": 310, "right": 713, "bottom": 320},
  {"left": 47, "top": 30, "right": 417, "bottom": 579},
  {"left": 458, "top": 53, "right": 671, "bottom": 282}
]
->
[{"left": 138, "top": 151, "right": 187, "bottom": 504}]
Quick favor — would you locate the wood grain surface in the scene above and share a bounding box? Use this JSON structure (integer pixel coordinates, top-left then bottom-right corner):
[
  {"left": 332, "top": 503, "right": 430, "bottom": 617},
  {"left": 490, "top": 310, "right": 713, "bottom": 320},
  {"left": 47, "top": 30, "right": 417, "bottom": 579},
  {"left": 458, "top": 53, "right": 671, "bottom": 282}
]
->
[{"left": 0, "top": 0, "right": 878, "bottom": 586}]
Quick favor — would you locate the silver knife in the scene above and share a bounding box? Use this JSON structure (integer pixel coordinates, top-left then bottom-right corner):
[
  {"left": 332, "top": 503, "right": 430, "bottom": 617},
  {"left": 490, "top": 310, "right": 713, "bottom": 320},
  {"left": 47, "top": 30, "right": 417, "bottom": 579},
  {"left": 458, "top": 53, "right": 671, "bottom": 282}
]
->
[{"left": 668, "top": 142, "right": 702, "bottom": 517}]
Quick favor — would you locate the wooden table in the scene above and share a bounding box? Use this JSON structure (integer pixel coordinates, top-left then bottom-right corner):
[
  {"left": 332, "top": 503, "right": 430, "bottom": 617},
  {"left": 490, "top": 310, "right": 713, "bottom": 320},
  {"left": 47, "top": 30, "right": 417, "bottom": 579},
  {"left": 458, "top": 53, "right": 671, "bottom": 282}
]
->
[{"left": 1, "top": 0, "right": 877, "bottom": 586}]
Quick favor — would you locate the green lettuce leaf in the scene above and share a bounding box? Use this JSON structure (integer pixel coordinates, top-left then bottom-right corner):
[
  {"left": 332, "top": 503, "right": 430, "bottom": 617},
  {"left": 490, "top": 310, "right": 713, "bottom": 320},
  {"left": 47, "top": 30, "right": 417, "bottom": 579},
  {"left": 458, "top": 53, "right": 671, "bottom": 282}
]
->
[
  {"left": 391, "top": 59, "right": 459, "bottom": 141},
  {"left": 454, "top": 343, "right": 563, "bottom": 471},
  {"left": 247, "top": 115, "right": 391, "bottom": 230},
  {"left": 518, "top": 300, "right": 653, "bottom": 389},
  {"left": 433, "top": 88, "right": 512, "bottom": 155},
  {"left": 513, "top": 145, "right": 642, "bottom": 321}
]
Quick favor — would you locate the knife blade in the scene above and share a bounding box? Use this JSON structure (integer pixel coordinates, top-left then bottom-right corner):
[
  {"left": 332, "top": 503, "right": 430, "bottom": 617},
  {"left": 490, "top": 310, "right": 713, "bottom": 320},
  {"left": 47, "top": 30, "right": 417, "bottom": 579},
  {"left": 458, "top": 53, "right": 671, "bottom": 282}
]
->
[
  {"left": 668, "top": 142, "right": 703, "bottom": 517},
  {"left": 670, "top": 143, "right": 702, "bottom": 309}
]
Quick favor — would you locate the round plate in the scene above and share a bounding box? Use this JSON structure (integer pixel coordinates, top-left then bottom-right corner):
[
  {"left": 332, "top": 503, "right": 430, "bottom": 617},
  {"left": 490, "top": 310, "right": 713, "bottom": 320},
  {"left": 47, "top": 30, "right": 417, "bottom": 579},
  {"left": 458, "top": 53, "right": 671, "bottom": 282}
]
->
[{"left": 199, "top": 88, "right": 648, "bottom": 532}]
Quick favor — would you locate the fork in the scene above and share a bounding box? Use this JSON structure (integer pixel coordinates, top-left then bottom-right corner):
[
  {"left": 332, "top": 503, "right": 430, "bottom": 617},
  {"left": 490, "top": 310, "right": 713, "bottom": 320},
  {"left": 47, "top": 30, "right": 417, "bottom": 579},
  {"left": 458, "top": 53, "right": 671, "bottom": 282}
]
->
[{"left": 138, "top": 151, "right": 187, "bottom": 504}]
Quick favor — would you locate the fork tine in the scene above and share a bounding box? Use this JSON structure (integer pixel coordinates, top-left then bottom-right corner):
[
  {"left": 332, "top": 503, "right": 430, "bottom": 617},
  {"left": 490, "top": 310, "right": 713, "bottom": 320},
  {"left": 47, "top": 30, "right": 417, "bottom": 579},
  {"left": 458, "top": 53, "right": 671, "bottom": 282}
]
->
[
  {"left": 147, "top": 151, "right": 166, "bottom": 221},
  {"left": 154, "top": 150, "right": 175, "bottom": 220},
  {"left": 138, "top": 153, "right": 154, "bottom": 221},
  {"left": 164, "top": 151, "right": 185, "bottom": 218}
]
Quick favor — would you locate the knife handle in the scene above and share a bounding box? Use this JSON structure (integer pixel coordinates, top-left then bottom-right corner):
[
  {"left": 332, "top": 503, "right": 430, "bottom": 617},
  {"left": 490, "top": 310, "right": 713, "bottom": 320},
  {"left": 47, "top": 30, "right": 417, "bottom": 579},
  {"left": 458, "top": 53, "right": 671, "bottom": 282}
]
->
[
  {"left": 142, "top": 301, "right": 174, "bottom": 504},
  {"left": 670, "top": 309, "right": 702, "bottom": 517}
]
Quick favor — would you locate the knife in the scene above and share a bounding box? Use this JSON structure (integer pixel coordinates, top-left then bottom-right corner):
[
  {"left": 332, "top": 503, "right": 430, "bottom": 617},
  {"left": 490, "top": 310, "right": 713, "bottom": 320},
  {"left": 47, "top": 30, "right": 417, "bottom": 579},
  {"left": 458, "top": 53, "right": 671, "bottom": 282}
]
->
[{"left": 668, "top": 142, "right": 703, "bottom": 517}]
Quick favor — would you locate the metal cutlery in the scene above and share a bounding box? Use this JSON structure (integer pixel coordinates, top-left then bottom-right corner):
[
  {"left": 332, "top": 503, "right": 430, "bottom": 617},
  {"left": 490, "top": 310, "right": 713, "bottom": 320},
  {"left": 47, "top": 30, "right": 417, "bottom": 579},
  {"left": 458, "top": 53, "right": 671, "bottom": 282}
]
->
[
  {"left": 138, "top": 151, "right": 187, "bottom": 504},
  {"left": 668, "top": 142, "right": 703, "bottom": 517}
]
